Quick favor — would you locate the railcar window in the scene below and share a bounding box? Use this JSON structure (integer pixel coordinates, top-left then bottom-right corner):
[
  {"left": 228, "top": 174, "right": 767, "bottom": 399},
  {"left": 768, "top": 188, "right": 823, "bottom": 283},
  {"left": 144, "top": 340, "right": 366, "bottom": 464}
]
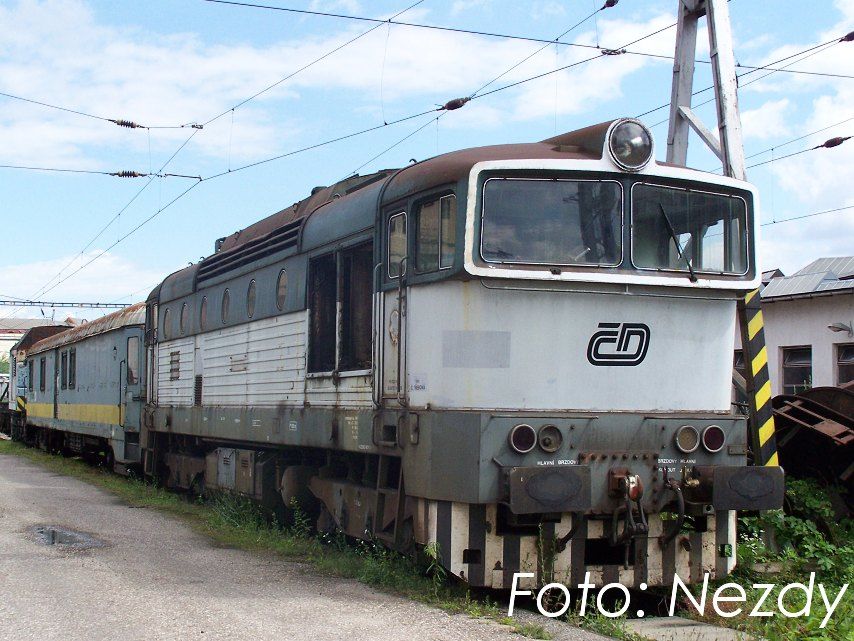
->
[
  {"left": 28, "top": 360, "right": 33, "bottom": 392},
  {"left": 162, "top": 308, "right": 171, "bottom": 340},
  {"left": 632, "top": 184, "right": 748, "bottom": 274},
  {"left": 180, "top": 303, "right": 189, "bottom": 335},
  {"left": 200, "top": 296, "right": 208, "bottom": 331},
  {"left": 415, "top": 195, "right": 457, "bottom": 273},
  {"left": 39, "top": 357, "right": 46, "bottom": 392},
  {"left": 388, "top": 212, "right": 407, "bottom": 278},
  {"left": 838, "top": 344, "right": 854, "bottom": 385},
  {"left": 441, "top": 195, "right": 456, "bottom": 268},
  {"left": 276, "top": 269, "right": 288, "bottom": 311},
  {"left": 247, "top": 279, "right": 257, "bottom": 318},
  {"left": 340, "top": 243, "right": 373, "bottom": 370},
  {"left": 481, "top": 179, "right": 621, "bottom": 266},
  {"left": 127, "top": 337, "right": 139, "bottom": 385},
  {"left": 68, "top": 349, "right": 76, "bottom": 389},
  {"left": 221, "top": 289, "right": 230, "bottom": 324},
  {"left": 308, "top": 243, "right": 374, "bottom": 373},
  {"left": 782, "top": 346, "right": 812, "bottom": 395},
  {"left": 60, "top": 351, "right": 68, "bottom": 390},
  {"left": 308, "top": 255, "right": 337, "bottom": 372}
]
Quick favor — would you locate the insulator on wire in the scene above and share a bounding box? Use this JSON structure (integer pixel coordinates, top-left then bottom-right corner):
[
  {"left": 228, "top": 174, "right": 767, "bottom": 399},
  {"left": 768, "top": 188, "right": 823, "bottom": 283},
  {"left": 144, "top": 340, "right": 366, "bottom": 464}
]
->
[
  {"left": 110, "top": 119, "right": 144, "bottom": 129},
  {"left": 441, "top": 97, "right": 470, "bottom": 111},
  {"left": 601, "top": 48, "right": 626, "bottom": 56},
  {"left": 819, "top": 136, "right": 851, "bottom": 149},
  {"left": 841, "top": 31, "right": 853, "bottom": 43},
  {"left": 110, "top": 170, "right": 146, "bottom": 178},
  {"left": 602, "top": 0, "right": 619, "bottom": 9}
]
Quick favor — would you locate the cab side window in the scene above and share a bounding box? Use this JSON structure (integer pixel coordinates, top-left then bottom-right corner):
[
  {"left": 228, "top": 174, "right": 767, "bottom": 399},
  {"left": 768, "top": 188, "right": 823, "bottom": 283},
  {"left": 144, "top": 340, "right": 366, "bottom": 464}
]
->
[
  {"left": 415, "top": 194, "right": 456, "bottom": 274},
  {"left": 388, "top": 212, "right": 406, "bottom": 278}
]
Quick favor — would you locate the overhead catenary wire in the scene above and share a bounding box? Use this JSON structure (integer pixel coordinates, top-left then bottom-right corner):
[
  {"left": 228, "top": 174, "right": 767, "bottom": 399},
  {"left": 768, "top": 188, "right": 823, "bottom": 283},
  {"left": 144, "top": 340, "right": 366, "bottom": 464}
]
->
[
  {"left": 0, "top": 90, "right": 196, "bottom": 130},
  {"left": 706, "top": 116, "right": 854, "bottom": 172},
  {"left": 201, "top": 0, "right": 854, "bottom": 83},
  {"left": 0, "top": 164, "right": 201, "bottom": 179},
  {"left": 762, "top": 204, "right": 854, "bottom": 227},
  {"left": 746, "top": 135, "right": 851, "bottom": 170},
  {"left": 199, "top": 0, "right": 427, "bottom": 127},
  {"left": 8, "top": 10, "right": 845, "bottom": 309},
  {"left": 2, "top": 1, "right": 432, "bottom": 321},
  {"left": 636, "top": 34, "right": 849, "bottom": 122}
]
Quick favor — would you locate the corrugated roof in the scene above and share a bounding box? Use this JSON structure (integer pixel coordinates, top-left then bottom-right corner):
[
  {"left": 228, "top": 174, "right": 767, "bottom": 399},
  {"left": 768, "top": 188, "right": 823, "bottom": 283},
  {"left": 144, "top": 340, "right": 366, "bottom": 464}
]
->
[
  {"left": 762, "top": 256, "right": 854, "bottom": 299},
  {"left": 28, "top": 303, "right": 145, "bottom": 355},
  {"left": 793, "top": 256, "right": 854, "bottom": 279}
]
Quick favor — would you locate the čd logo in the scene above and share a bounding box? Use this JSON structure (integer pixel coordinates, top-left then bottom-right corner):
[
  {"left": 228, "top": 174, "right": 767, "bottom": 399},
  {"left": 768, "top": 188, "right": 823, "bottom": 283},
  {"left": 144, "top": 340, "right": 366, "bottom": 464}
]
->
[{"left": 586, "top": 323, "right": 650, "bottom": 366}]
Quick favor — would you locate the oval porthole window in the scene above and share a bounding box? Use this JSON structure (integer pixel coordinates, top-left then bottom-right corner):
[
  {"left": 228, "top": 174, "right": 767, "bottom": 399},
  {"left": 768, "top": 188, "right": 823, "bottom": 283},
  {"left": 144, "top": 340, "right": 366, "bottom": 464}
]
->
[
  {"left": 276, "top": 269, "right": 288, "bottom": 311},
  {"left": 247, "top": 279, "right": 257, "bottom": 318},
  {"left": 199, "top": 296, "right": 207, "bottom": 331},
  {"left": 221, "top": 288, "right": 230, "bottom": 324},
  {"left": 180, "top": 302, "right": 189, "bottom": 335},
  {"left": 162, "top": 308, "right": 171, "bottom": 340}
]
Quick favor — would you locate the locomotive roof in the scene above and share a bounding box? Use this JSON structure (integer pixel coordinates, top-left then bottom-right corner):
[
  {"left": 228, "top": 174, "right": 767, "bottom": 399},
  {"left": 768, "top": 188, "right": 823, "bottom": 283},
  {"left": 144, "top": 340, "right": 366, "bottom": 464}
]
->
[
  {"left": 152, "top": 120, "right": 622, "bottom": 305},
  {"left": 27, "top": 303, "right": 145, "bottom": 356}
]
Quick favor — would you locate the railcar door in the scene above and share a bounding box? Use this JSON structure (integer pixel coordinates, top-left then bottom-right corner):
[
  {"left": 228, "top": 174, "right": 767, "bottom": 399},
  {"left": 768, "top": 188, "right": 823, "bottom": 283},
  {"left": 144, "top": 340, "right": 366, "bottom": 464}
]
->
[
  {"left": 122, "top": 334, "right": 142, "bottom": 429},
  {"left": 381, "top": 211, "right": 407, "bottom": 404}
]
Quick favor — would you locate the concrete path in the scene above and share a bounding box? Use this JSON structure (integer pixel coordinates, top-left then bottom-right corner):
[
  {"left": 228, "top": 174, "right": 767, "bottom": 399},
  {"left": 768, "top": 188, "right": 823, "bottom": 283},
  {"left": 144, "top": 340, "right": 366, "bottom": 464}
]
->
[
  {"left": 0, "top": 454, "right": 609, "bottom": 641},
  {"left": 626, "top": 617, "right": 754, "bottom": 641}
]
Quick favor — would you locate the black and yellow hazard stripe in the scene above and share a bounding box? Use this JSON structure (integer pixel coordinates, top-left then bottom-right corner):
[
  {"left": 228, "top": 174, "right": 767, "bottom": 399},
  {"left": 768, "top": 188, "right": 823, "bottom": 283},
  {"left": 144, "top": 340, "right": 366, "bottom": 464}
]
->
[
  {"left": 16, "top": 396, "right": 26, "bottom": 413},
  {"left": 737, "top": 289, "right": 778, "bottom": 466}
]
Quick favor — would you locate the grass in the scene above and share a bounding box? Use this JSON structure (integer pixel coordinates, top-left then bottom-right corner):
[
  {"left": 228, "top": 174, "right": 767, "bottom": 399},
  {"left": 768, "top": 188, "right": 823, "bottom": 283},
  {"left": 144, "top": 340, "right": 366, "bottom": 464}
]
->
[{"left": 0, "top": 439, "right": 553, "bottom": 639}]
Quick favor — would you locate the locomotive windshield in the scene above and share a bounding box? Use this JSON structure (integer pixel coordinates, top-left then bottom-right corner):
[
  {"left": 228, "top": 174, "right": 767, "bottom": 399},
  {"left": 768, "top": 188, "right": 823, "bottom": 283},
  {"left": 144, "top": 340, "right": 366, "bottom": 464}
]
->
[
  {"left": 480, "top": 178, "right": 621, "bottom": 266},
  {"left": 632, "top": 183, "right": 748, "bottom": 275}
]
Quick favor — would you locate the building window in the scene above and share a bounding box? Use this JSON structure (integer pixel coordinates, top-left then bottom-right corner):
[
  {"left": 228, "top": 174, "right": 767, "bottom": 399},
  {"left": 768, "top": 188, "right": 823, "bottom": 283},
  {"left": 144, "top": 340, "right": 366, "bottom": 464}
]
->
[
  {"left": 837, "top": 344, "right": 854, "bottom": 385},
  {"left": 276, "top": 269, "right": 288, "bottom": 311},
  {"left": 60, "top": 351, "right": 68, "bottom": 390},
  {"left": 28, "top": 360, "right": 33, "bottom": 392},
  {"left": 68, "top": 349, "right": 76, "bottom": 389},
  {"left": 247, "top": 279, "right": 257, "bottom": 318},
  {"left": 180, "top": 303, "right": 189, "bottom": 335},
  {"left": 782, "top": 346, "right": 812, "bottom": 395},
  {"left": 127, "top": 336, "right": 139, "bottom": 385},
  {"left": 388, "top": 212, "right": 406, "bottom": 278},
  {"left": 162, "top": 308, "right": 171, "bottom": 340},
  {"left": 200, "top": 296, "right": 208, "bottom": 331},
  {"left": 221, "top": 289, "right": 230, "bottom": 324},
  {"left": 39, "top": 357, "right": 46, "bottom": 392},
  {"left": 415, "top": 194, "right": 456, "bottom": 273}
]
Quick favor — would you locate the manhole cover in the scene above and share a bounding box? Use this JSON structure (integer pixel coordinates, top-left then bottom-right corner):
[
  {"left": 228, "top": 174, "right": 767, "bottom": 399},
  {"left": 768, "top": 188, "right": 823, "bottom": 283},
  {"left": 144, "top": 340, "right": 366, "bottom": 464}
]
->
[{"left": 31, "top": 525, "right": 105, "bottom": 550}]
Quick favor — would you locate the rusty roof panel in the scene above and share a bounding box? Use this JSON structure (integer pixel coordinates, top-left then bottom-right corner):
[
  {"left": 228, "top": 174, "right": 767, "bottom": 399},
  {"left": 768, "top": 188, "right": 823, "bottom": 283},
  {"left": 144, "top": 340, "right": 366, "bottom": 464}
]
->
[{"left": 28, "top": 303, "right": 145, "bottom": 355}]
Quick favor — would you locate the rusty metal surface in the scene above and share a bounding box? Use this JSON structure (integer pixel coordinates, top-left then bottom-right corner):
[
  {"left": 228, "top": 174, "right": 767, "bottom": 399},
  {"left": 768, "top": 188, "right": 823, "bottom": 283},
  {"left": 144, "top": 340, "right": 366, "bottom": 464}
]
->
[
  {"left": 10, "top": 325, "right": 72, "bottom": 359},
  {"left": 772, "top": 386, "right": 854, "bottom": 490},
  {"left": 27, "top": 303, "right": 145, "bottom": 355},
  {"left": 200, "top": 122, "right": 617, "bottom": 263}
]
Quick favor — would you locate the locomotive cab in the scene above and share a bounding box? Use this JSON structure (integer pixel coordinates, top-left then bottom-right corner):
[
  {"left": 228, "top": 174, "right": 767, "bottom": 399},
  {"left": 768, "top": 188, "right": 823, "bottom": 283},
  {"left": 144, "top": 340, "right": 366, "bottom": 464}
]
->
[{"left": 378, "top": 118, "right": 782, "bottom": 586}]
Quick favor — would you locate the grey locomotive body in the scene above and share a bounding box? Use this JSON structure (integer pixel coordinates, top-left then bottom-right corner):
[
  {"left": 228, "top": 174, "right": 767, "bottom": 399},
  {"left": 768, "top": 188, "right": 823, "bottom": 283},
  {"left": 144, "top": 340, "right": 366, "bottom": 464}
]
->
[{"left": 23, "top": 119, "right": 784, "bottom": 588}]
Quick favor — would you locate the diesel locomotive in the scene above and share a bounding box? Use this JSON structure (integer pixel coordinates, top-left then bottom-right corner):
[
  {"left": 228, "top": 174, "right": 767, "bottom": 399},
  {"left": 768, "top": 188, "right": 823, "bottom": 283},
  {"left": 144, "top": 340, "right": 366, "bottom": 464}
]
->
[{"left": 16, "top": 118, "right": 785, "bottom": 589}]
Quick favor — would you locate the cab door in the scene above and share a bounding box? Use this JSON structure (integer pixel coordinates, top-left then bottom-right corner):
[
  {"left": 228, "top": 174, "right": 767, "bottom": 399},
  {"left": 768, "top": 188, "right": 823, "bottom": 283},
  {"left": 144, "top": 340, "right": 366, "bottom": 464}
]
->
[{"left": 381, "top": 211, "right": 407, "bottom": 404}]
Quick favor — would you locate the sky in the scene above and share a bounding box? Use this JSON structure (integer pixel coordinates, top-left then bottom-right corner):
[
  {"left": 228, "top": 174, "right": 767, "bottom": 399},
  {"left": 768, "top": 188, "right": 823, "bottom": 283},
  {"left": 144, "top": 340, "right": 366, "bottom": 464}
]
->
[{"left": 1, "top": 0, "right": 852, "bottom": 322}]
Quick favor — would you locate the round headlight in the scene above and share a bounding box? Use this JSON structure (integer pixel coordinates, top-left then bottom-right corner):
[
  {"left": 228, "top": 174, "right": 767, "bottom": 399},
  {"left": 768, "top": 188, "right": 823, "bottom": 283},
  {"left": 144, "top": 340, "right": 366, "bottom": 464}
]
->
[
  {"left": 608, "top": 119, "right": 653, "bottom": 171},
  {"left": 538, "top": 424, "right": 563, "bottom": 453},
  {"left": 702, "top": 425, "right": 726, "bottom": 453},
  {"left": 509, "top": 424, "right": 537, "bottom": 454},
  {"left": 675, "top": 425, "right": 700, "bottom": 454}
]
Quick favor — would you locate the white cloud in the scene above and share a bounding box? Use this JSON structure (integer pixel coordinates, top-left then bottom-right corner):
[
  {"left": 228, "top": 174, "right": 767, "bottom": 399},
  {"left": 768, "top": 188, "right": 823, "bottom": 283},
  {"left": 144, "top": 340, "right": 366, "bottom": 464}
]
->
[
  {"left": 0, "top": 0, "right": 675, "bottom": 170},
  {"left": 0, "top": 250, "right": 170, "bottom": 319},
  {"left": 741, "top": 99, "right": 791, "bottom": 140}
]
